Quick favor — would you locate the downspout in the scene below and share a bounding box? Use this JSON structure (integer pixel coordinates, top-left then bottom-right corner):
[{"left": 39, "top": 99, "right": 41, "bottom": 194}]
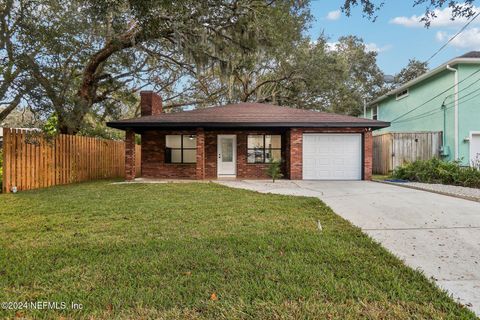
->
[
  {"left": 446, "top": 65, "right": 459, "bottom": 160},
  {"left": 441, "top": 99, "right": 447, "bottom": 148}
]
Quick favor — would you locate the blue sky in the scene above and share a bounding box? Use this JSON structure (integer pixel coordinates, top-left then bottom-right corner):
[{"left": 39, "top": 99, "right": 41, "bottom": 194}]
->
[{"left": 308, "top": 1, "right": 480, "bottom": 75}]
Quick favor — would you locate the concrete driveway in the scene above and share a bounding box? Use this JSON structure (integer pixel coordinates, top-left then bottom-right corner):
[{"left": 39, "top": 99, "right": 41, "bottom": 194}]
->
[{"left": 215, "top": 180, "right": 480, "bottom": 315}]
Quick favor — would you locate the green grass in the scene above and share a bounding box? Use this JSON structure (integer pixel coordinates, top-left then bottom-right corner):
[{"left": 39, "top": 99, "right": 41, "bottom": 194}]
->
[
  {"left": 0, "top": 181, "right": 475, "bottom": 319},
  {"left": 372, "top": 174, "right": 391, "bottom": 181}
]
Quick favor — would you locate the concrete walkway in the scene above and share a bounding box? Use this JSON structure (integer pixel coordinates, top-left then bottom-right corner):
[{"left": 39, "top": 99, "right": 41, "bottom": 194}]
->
[{"left": 215, "top": 180, "right": 480, "bottom": 316}]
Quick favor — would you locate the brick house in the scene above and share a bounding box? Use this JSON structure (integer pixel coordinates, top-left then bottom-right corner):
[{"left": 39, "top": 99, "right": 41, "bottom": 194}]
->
[{"left": 107, "top": 92, "right": 389, "bottom": 181}]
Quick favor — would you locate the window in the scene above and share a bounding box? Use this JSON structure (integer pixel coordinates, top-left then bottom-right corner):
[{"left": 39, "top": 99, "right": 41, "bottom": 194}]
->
[
  {"left": 165, "top": 135, "right": 196, "bottom": 163},
  {"left": 247, "top": 134, "right": 281, "bottom": 163},
  {"left": 372, "top": 105, "right": 378, "bottom": 120},
  {"left": 396, "top": 89, "right": 409, "bottom": 100}
]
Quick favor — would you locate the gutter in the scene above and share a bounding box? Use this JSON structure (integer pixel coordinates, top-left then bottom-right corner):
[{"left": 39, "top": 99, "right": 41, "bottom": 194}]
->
[
  {"left": 106, "top": 121, "right": 391, "bottom": 130},
  {"left": 446, "top": 64, "right": 459, "bottom": 160}
]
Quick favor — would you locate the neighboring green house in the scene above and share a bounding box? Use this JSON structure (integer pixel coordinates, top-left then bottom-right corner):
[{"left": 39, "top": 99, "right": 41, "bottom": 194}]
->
[{"left": 367, "top": 51, "right": 480, "bottom": 166}]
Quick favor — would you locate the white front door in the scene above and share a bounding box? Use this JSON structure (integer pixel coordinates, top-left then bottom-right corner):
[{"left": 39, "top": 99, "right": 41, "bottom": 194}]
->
[
  {"left": 302, "top": 133, "right": 362, "bottom": 180},
  {"left": 470, "top": 133, "right": 480, "bottom": 167},
  {"left": 217, "top": 135, "right": 237, "bottom": 177}
]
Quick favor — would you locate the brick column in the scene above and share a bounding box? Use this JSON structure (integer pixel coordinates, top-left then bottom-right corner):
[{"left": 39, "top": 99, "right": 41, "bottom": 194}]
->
[
  {"left": 363, "top": 130, "right": 373, "bottom": 180},
  {"left": 196, "top": 128, "right": 205, "bottom": 180},
  {"left": 125, "top": 129, "right": 136, "bottom": 180},
  {"left": 289, "top": 128, "right": 303, "bottom": 180}
]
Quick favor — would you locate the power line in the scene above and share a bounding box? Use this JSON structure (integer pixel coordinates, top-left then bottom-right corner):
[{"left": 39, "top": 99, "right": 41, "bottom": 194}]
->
[
  {"left": 393, "top": 76, "right": 480, "bottom": 123},
  {"left": 393, "top": 84, "right": 480, "bottom": 124},
  {"left": 389, "top": 68, "right": 480, "bottom": 123},
  {"left": 426, "top": 11, "right": 480, "bottom": 64},
  {"left": 394, "top": 87, "right": 480, "bottom": 123}
]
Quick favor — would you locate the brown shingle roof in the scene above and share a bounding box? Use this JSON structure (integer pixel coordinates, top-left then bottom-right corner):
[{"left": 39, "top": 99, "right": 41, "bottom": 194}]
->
[
  {"left": 107, "top": 102, "right": 389, "bottom": 130},
  {"left": 458, "top": 51, "right": 480, "bottom": 59}
]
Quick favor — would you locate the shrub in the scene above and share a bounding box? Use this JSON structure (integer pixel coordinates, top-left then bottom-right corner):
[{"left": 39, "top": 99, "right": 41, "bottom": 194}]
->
[
  {"left": 392, "top": 158, "right": 480, "bottom": 188},
  {"left": 266, "top": 160, "right": 283, "bottom": 182}
]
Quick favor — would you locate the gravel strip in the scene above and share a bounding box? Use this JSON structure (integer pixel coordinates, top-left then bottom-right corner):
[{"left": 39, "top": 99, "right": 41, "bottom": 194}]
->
[{"left": 383, "top": 181, "right": 480, "bottom": 202}]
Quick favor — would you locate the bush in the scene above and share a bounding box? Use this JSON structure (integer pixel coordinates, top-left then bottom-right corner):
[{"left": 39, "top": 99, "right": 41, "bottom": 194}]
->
[
  {"left": 266, "top": 160, "right": 283, "bottom": 182},
  {"left": 392, "top": 158, "right": 480, "bottom": 188}
]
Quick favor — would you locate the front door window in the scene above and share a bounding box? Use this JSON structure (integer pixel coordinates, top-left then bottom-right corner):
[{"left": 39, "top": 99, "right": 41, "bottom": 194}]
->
[
  {"left": 221, "top": 138, "right": 233, "bottom": 162},
  {"left": 217, "top": 135, "right": 236, "bottom": 176}
]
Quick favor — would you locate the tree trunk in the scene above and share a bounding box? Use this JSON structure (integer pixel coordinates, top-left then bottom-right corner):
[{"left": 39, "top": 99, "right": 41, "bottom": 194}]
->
[
  {"left": 0, "top": 94, "right": 21, "bottom": 122},
  {"left": 72, "top": 28, "right": 140, "bottom": 134}
]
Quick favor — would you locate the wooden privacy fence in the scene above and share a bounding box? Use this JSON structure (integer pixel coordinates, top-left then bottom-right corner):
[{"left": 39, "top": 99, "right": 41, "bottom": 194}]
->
[
  {"left": 2, "top": 128, "right": 141, "bottom": 193},
  {"left": 373, "top": 131, "right": 443, "bottom": 175}
]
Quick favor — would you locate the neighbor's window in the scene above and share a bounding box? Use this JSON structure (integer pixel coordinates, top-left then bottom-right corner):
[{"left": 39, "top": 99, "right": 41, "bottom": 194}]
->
[
  {"left": 396, "top": 89, "right": 409, "bottom": 100},
  {"left": 165, "top": 135, "right": 196, "bottom": 163},
  {"left": 247, "top": 134, "right": 281, "bottom": 163},
  {"left": 372, "top": 105, "right": 378, "bottom": 120}
]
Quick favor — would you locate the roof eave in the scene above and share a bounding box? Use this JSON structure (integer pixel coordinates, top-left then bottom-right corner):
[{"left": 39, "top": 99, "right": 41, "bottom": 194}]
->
[
  {"left": 369, "top": 57, "right": 480, "bottom": 106},
  {"left": 107, "top": 121, "right": 390, "bottom": 130}
]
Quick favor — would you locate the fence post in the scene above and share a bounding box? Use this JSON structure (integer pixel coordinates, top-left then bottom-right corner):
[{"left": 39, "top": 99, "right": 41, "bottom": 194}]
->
[{"left": 3, "top": 128, "right": 10, "bottom": 193}]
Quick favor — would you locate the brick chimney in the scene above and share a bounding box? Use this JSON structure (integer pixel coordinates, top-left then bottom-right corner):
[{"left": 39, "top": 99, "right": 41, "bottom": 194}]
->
[{"left": 140, "top": 91, "right": 162, "bottom": 116}]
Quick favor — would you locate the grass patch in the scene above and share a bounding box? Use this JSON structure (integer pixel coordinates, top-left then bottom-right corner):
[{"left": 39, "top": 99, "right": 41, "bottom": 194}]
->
[
  {"left": 372, "top": 174, "right": 391, "bottom": 181},
  {"left": 0, "top": 181, "right": 475, "bottom": 319}
]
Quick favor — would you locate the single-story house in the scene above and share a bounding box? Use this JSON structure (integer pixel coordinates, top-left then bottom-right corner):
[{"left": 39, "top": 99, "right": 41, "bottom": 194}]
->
[
  {"left": 107, "top": 92, "right": 389, "bottom": 181},
  {"left": 367, "top": 51, "right": 480, "bottom": 166}
]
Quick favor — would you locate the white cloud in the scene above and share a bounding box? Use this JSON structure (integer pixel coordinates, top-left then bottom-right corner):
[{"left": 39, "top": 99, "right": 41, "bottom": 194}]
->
[
  {"left": 365, "top": 43, "right": 392, "bottom": 53},
  {"left": 390, "top": 5, "right": 479, "bottom": 28},
  {"left": 435, "top": 28, "right": 480, "bottom": 49},
  {"left": 326, "top": 41, "right": 338, "bottom": 51},
  {"left": 326, "top": 10, "right": 341, "bottom": 21},
  {"left": 326, "top": 41, "right": 391, "bottom": 53}
]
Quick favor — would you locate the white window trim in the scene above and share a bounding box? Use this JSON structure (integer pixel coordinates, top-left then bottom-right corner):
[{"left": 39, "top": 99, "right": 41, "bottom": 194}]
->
[
  {"left": 372, "top": 105, "right": 378, "bottom": 120},
  {"left": 396, "top": 89, "right": 409, "bottom": 100},
  {"left": 469, "top": 131, "right": 480, "bottom": 167}
]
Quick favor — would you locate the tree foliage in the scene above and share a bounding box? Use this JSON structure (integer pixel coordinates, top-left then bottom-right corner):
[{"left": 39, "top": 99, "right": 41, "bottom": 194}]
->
[
  {"left": 2, "top": 0, "right": 473, "bottom": 135},
  {"left": 394, "top": 59, "right": 428, "bottom": 86},
  {"left": 342, "top": 0, "right": 477, "bottom": 26},
  {"left": 2, "top": 0, "right": 311, "bottom": 134}
]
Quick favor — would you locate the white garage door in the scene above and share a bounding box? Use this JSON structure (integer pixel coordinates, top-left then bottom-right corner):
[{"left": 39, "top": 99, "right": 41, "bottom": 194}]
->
[{"left": 302, "top": 134, "right": 362, "bottom": 180}]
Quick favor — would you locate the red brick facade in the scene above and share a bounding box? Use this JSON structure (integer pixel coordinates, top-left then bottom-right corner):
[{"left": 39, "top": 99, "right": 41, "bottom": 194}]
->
[
  {"left": 141, "top": 130, "right": 196, "bottom": 179},
  {"left": 141, "top": 129, "right": 286, "bottom": 180},
  {"left": 125, "top": 129, "right": 136, "bottom": 180},
  {"left": 288, "top": 128, "right": 303, "bottom": 180},
  {"left": 140, "top": 91, "right": 163, "bottom": 116},
  {"left": 363, "top": 130, "right": 373, "bottom": 180},
  {"left": 287, "top": 127, "right": 373, "bottom": 180},
  {"left": 137, "top": 127, "right": 373, "bottom": 180}
]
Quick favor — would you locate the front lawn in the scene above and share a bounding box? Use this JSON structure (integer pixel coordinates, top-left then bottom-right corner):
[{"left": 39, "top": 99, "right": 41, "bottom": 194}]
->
[{"left": 0, "top": 181, "right": 475, "bottom": 319}]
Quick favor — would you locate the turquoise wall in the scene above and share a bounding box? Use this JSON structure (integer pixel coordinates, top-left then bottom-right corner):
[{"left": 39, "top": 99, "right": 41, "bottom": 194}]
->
[
  {"left": 372, "top": 63, "right": 480, "bottom": 165},
  {"left": 457, "top": 64, "right": 480, "bottom": 166}
]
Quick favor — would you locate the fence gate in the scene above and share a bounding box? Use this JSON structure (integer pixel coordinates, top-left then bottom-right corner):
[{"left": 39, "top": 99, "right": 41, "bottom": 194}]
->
[{"left": 373, "top": 131, "right": 443, "bottom": 175}]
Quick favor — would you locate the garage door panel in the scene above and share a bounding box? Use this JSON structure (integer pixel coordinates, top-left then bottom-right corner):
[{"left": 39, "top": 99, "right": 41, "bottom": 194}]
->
[{"left": 302, "top": 134, "right": 362, "bottom": 180}]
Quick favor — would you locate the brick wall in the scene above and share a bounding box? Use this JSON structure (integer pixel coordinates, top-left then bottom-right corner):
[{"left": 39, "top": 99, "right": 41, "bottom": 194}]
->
[
  {"left": 140, "top": 127, "right": 373, "bottom": 180},
  {"left": 125, "top": 129, "right": 136, "bottom": 180},
  {"left": 141, "top": 130, "right": 196, "bottom": 179},
  {"left": 204, "top": 130, "right": 286, "bottom": 179},
  {"left": 288, "top": 129, "right": 303, "bottom": 180},
  {"left": 363, "top": 130, "right": 373, "bottom": 180},
  {"left": 196, "top": 128, "right": 205, "bottom": 179},
  {"left": 140, "top": 91, "right": 162, "bottom": 116},
  {"left": 286, "top": 127, "right": 373, "bottom": 180}
]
